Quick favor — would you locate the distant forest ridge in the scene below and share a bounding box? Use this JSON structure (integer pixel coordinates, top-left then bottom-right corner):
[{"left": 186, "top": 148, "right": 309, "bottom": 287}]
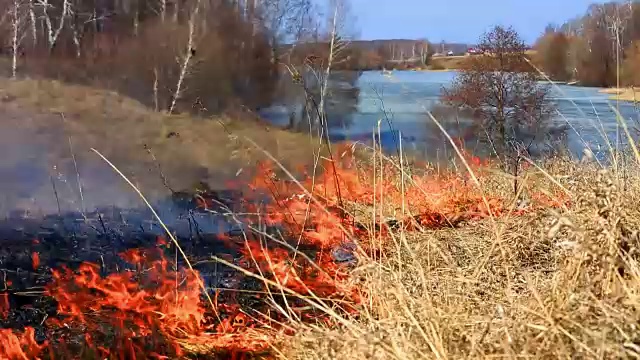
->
[
  {"left": 281, "top": 39, "right": 473, "bottom": 57},
  {"left": 350, "top": 39, "right": 471, "bottom": 54}
]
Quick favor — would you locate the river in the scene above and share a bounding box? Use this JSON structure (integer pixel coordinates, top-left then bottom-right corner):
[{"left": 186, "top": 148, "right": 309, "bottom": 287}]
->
[{"left": 261, "top": 70, "right": 640, "bottom": 161}]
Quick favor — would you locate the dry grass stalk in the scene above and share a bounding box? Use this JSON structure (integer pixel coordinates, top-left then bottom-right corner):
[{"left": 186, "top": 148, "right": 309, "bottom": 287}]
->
[{"left": 279, "top": 152, "right": 640, "bottom": 359}]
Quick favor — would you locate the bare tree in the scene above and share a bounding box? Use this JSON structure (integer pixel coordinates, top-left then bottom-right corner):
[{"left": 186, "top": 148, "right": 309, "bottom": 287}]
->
[
  {"left": 442, "top": 25, "right": 554, "bottom": 172},
  {"left": 36, "top": 0, "right": 70, "bottom": 52},
  {"left": 9, "top": 0, "right": 28, "bottom": 78},
  {"left": 323, "top": 0, "right": 356, "bottom": 41},
  {"left": 550, "top": 1, "right": 640, "bottom": 87},
  {"left": 27, "top": 0, "right": 36, "bottom": 47},
  {"left": 258, "top": 0, "right": 314, "bottom": 63},
  {"left": 283, "top": 0, "right": 355, "bottom": 131},
  {"left": 534, "top": 28, "right": 571, "bottom": 81},
  {"left": 168, "top": 0, "right": 203, "bottom": 114}
]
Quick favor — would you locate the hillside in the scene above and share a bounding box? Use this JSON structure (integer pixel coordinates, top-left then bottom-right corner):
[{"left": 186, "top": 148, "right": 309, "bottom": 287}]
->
[{"left": 0, "top": 77, "right": 320, "bottom": 214}]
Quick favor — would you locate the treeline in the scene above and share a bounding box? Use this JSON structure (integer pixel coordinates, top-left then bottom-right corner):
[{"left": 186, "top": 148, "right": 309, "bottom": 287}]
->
[
  {"left": 0, "top": 0, "right": 354, "bottom": 115},
  {"left": 285, "top": 39, "right": 433, "bottom": 71},
  {"left": 535, "top": 1, "right": 640, "bottom": 87}
]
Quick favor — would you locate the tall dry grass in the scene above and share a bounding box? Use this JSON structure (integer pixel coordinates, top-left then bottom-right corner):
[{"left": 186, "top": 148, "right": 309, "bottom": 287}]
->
[
  {"left": 251, "top": 27, "right": 640, "bottom": 357},
  {"left": 279, "top": 148, "right": 640, "bottom": 359},
  {"left": 264, "top": 42, "right": 640, "bottom": 355}
]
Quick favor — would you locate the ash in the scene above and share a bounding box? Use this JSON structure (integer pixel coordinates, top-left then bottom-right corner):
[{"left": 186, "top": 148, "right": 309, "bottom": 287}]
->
[{"left": 0, "top": 189, "right": 357, "bottom": 344}]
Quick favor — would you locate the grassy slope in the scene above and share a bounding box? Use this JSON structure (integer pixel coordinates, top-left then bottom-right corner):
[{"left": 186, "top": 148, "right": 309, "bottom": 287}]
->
[
  {"left": 600, "top": 87, "right": 639, "bottom": 103},
  {"left": 0, "top": 77, "right": 322, "bottom": 210},
  {"left": 429, "top": 55, "right": 469, "bottom": 70}
]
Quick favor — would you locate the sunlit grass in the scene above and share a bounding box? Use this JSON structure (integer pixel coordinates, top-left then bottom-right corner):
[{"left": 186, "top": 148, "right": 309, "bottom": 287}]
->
[
  {"left": 3, "top": 45, "right": 640, "bottom": 359},
  {"left": 260, "top": 64, "right": 640, "bottom": 359},
  {"left": 273, "top": 139, "right": 640, "bottom": 359}
]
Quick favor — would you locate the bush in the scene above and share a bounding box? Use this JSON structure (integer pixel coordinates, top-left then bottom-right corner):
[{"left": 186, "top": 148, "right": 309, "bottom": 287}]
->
[
  {"left": 622, "top": 41, "right": 640, "bottom": 87},
  {"left": 442, "top": 25, "right": 555, "bottom": 174},
  {"left": 535, "top": 30, "right": 571, "bottom": 81}
]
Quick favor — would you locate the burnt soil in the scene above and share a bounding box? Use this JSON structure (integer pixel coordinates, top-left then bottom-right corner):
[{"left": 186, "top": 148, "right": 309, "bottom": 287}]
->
[{"left": 0, "top": 188, "right": 355, "bottom": 357}]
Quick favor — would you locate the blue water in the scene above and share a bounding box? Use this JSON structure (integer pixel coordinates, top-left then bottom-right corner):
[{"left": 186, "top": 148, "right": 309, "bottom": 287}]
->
[{"left": 261, "top": 70, "right": 640, "bottom": 160}]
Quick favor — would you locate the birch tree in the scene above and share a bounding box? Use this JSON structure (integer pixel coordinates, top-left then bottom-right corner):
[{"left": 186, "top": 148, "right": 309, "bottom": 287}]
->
[
  {"left": 168, "top": 0, "right": 203, "bottom": 114},
  {"left": 9, "top": 0, "right": 28, "bottom": 78},
  {"left": 36, "top": 0, "right": 70, "bottom": 52}
]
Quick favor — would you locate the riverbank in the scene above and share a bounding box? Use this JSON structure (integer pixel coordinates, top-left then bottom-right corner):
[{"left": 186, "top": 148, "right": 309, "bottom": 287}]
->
[
  {"left": 428, "top": 55, "right": 469, "bottom": 71},
  {"left": 599, "top": 87, "right": 639, "bottom": 103}
]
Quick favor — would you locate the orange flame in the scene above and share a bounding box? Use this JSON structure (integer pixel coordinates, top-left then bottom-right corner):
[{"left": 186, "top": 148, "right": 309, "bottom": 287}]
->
[
  {"left": 0, "top": 327, "right": 46, "bottom": 360},
  {"left": 0, "top": 145, "right": 567, "bottom": 358},
  {"left": 31, "top": 252, "right": 40, "bottom": 271}
]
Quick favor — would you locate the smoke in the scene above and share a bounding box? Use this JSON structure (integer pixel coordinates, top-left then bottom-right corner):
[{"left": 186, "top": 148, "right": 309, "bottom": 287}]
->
[
  {"left": 0, "top": 118, "right": 146, "bottom": 216},
  {"left": 0, "top": 105, "right": 228, "bottom": 233}
]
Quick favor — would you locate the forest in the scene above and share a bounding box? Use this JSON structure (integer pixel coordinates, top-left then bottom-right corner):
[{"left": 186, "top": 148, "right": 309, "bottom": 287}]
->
[{"left": 535, "top": 1, "right": 640, "bottom": 87}]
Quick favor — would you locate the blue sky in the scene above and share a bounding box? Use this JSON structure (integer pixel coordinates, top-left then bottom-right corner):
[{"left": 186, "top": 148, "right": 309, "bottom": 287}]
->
[{"left": 350, "top": 0, "right": 597, "bottom": 44}]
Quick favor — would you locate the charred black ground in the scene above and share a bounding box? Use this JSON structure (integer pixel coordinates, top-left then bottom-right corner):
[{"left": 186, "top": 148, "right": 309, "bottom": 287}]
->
[{"left": 0, "top": 187, "right": 357, "bottom": 357}]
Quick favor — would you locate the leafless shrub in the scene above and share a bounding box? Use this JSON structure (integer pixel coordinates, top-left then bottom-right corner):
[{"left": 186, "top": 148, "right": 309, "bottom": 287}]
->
[{"left": 442, "top": 26, "right": 554, "bottom": 167}]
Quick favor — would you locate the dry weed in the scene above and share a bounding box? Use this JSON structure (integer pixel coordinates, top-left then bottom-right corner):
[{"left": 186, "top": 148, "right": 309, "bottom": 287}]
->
[{"left": 283, "top": 157, "right": 640, "bottom": 359}]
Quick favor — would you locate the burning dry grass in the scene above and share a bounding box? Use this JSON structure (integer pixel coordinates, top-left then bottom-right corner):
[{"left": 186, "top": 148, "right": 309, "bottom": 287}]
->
[
  {"left": 284, "top": 157, "right": 640, "bottom": 359},
  {"left": 1, "top": 131, "right": 638, "bottom": 358}
]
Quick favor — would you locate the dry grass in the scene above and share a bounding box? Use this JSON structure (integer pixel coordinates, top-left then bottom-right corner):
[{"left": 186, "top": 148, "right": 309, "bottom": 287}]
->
[
  {"left": 429, "top": 56, "right": 469, "bottom": 71},
  {"left": 600, "top": 87, "right": 639, "bottom": 103},
  {"left": 3, "top": 70, "right": 639, "bottom": 359},
  {"left": 0, "top": 77, "right": 321, "bottom": 209},
  {"left": 427, "top": 50, "right": 540, "bottom": 71},
  {"left": 280, "top": 155, "right": 640, "bottom": 359}
]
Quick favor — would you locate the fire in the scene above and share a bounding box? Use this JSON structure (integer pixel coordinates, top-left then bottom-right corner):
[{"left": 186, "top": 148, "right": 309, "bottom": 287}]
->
[
  {"left": 31, "top": 252, "right": 40, "bottom": 271},
  {"left": 44, "top": 247, "right": 207, "bottom": 357},
  {"left": 0, "top": 328, "right": 45, "bottom": 360},
  {"left": 0, "top": 143, "right": 567, "bottom": 358},
  {"left": 0, "top": 293, "right": 8, "bottom": 319}
]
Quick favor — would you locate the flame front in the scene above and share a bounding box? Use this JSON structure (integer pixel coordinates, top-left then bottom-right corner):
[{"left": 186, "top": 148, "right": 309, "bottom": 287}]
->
[{"left": 0, "top": 143, "right": 566, "bottom": 359}]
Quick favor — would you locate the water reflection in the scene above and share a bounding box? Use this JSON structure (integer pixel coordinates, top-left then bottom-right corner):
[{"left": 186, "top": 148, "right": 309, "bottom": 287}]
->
[
  {"left": 264, "top": 70, "right": 362, "bottom": 133},
  {"left": 261, "top": 70, "right": 640, "bottom": 163}
]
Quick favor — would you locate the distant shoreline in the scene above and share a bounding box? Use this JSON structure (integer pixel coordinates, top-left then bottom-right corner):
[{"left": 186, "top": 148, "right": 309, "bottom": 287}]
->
[
  {"left": 412, "top": 68, "right": 454, "bottom": 72},
  {"left": 598, "top": 87, "right": 639, "bottom": 103}
]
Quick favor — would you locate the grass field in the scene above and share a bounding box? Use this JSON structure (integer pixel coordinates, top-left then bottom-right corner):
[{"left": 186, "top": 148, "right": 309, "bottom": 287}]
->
[
  {"left": 1, "top": 72, "right": 640, "bottom": 359},
  {"left": 600, "top": 87, "right": 639, "bottom": 103}
]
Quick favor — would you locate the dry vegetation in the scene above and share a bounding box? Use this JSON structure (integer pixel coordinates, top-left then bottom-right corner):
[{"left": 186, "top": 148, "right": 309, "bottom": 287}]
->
[
  {"left": 0, "top": 76, "right": 322, "bottom": 204},
  {"left": 534, "top": 2, "right": 640, "bottom": 89},
  {"left": 600, "top": 87, "right": 639, "bottom": 103},
  {"left": 424, "top": 50, "right": 539, "bottom": 72},
  {"left": 0, "top": 0, "right": 639, "bottom": 358},
  {"left": 428, "top": 56, "right": 469, "bottom": 71},
  {"left": 280, "top": 152, "right": 640, "bottom": 359}
]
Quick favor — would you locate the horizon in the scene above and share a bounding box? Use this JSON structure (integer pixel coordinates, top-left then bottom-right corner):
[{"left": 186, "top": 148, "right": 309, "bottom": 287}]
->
[{"left": 350, "top": 0, "right": 598, "bottom": 44}]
